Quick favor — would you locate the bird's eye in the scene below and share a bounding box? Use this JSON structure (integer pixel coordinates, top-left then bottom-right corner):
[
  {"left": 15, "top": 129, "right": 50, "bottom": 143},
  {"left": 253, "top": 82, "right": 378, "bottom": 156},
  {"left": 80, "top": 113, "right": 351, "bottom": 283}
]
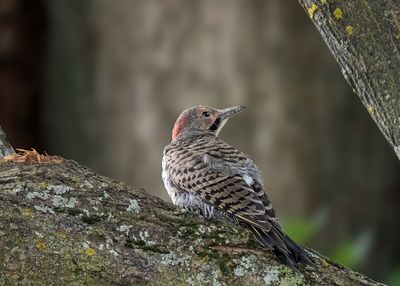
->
[{"left": 202, "top": 111, "right": 210, "bottom": 117}]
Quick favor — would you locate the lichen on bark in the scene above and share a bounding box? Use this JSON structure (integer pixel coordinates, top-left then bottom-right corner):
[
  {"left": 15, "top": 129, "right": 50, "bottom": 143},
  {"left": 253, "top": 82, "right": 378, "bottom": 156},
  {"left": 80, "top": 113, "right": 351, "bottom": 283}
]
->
[
  {"left": 0, "top": 155, "right": 384, "bottom": 285},
  {"left": 298, "top": 0, "right": 400, "bottom": 160}
]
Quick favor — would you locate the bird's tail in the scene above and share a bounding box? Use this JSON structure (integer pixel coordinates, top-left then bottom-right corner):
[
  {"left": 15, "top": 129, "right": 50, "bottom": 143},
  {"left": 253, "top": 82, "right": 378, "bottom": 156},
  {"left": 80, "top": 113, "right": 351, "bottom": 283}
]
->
[{"left": 248, "top": 224, "right": 312, "bottom": 268}]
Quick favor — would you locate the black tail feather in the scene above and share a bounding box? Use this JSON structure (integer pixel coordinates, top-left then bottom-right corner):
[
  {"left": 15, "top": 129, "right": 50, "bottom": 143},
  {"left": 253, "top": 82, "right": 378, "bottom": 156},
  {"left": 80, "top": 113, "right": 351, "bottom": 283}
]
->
[{"left": 248, "top": 224, "right": 312, "bottom": 268}]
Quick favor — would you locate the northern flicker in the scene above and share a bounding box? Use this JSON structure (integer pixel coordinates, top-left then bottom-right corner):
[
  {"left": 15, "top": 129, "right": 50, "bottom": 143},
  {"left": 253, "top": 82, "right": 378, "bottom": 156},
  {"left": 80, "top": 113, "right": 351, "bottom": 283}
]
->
[{"left": 162, "top": 105, "right": 310, "bottom": 267}]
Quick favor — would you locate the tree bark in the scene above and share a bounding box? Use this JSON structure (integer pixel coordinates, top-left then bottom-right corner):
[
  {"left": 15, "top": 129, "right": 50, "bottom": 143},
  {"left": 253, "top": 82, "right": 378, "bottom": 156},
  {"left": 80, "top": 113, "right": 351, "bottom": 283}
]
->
[
  {"left": 0, "top": 152, "right": 384, "bottom": 285},
  {"left": 0, "top": 126, "right": 14, "bottom": 157},
  {"left": 297, "top": 0, "right": 400, "bottom": 160}
]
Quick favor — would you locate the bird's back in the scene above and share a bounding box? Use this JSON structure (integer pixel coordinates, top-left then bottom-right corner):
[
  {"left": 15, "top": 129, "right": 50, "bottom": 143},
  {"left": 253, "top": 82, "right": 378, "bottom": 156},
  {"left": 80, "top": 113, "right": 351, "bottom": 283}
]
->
[{"left": 163, "top": 134, "right": 276, "bottom": 225}]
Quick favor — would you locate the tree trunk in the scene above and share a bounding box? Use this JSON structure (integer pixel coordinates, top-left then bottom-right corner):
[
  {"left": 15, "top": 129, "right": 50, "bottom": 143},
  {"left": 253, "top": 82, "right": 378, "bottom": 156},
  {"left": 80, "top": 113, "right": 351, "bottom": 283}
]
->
[
  {"left": 297, "top": 0, "right": 400, "bottom": 160},
  {"left": 0, "top": 150, "right": 385, "bottom": 285}
]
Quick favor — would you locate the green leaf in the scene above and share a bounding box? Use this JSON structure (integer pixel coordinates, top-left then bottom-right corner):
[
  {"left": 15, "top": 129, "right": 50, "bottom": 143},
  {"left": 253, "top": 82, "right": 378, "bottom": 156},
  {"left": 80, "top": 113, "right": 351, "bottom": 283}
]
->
[
  {"left": 385, "top": 266, "right": 400, "bottom": 286},
  {"left": 280, "top": 217, "right": 315, "bottom": 244},
  {"left": 329, "top": 230, "right": 372, "bottom": 269},
  {"left": 280, "top": 208, "right": 327, "bottom": 244}
]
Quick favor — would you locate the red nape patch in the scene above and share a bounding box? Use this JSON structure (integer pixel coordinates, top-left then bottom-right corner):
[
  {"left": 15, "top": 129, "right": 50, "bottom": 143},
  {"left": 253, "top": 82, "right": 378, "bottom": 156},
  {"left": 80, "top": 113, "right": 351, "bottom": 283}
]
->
[{"left": 172, "top": 113, "right": 187, "bottom": 141}]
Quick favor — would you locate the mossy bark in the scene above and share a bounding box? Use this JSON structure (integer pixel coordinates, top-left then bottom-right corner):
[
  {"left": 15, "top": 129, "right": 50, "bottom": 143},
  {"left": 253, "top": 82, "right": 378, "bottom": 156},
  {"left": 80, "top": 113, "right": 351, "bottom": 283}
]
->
[
  {"left": 297, "top": 0, "right": 400, "bottom": 160},
  {"left": 0, "top": 155, "right": 384, "bottom": 285}
]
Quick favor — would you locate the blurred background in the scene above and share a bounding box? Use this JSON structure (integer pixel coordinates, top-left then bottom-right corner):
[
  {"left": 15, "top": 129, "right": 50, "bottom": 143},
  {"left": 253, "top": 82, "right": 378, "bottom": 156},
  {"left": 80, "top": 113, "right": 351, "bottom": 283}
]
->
[{"left": 1, "top": 0, "right": 399, "bottom": 282}]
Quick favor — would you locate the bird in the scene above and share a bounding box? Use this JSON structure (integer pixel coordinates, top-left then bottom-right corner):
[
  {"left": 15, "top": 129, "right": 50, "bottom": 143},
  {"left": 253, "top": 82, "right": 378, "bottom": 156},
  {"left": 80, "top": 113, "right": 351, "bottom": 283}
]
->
[{"left": 161, "top": 105, "right": 311, "bottom": 267}]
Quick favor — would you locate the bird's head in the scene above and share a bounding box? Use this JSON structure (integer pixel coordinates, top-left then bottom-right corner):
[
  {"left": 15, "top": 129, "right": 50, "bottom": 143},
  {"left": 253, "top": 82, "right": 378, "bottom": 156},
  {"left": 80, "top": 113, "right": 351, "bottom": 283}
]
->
[{"left": 171, "top": 105, "right": 246, "bottom": 141}]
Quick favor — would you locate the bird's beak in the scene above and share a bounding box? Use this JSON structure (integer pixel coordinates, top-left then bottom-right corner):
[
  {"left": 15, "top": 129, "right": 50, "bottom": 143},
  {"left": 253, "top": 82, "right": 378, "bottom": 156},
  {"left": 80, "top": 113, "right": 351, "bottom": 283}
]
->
[{"left": 217, "top": 106, "right": 246, "bottom": 121}]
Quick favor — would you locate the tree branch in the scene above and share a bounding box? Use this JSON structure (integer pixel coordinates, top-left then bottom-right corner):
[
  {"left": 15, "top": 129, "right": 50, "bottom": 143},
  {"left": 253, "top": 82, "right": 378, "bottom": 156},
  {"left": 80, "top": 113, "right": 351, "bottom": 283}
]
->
[
  {"left": 0, "top": 153, "right": 384, "bottom": 285},
  {"left": 297, "top": 0, "right": 400, "bottom": 160},
  {"left": 0, "top": 126, "right": 14, "bottom": 157}
]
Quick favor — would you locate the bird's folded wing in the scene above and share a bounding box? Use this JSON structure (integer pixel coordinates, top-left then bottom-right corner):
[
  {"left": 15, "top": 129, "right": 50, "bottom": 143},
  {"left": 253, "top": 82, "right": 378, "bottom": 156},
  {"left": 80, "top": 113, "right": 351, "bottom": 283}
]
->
[
  {"left": 203, "top": 152, "right": 279, "bottom": 226},
  {"left": 166, "top": 153, "right": 274, "bottom": 230}
]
